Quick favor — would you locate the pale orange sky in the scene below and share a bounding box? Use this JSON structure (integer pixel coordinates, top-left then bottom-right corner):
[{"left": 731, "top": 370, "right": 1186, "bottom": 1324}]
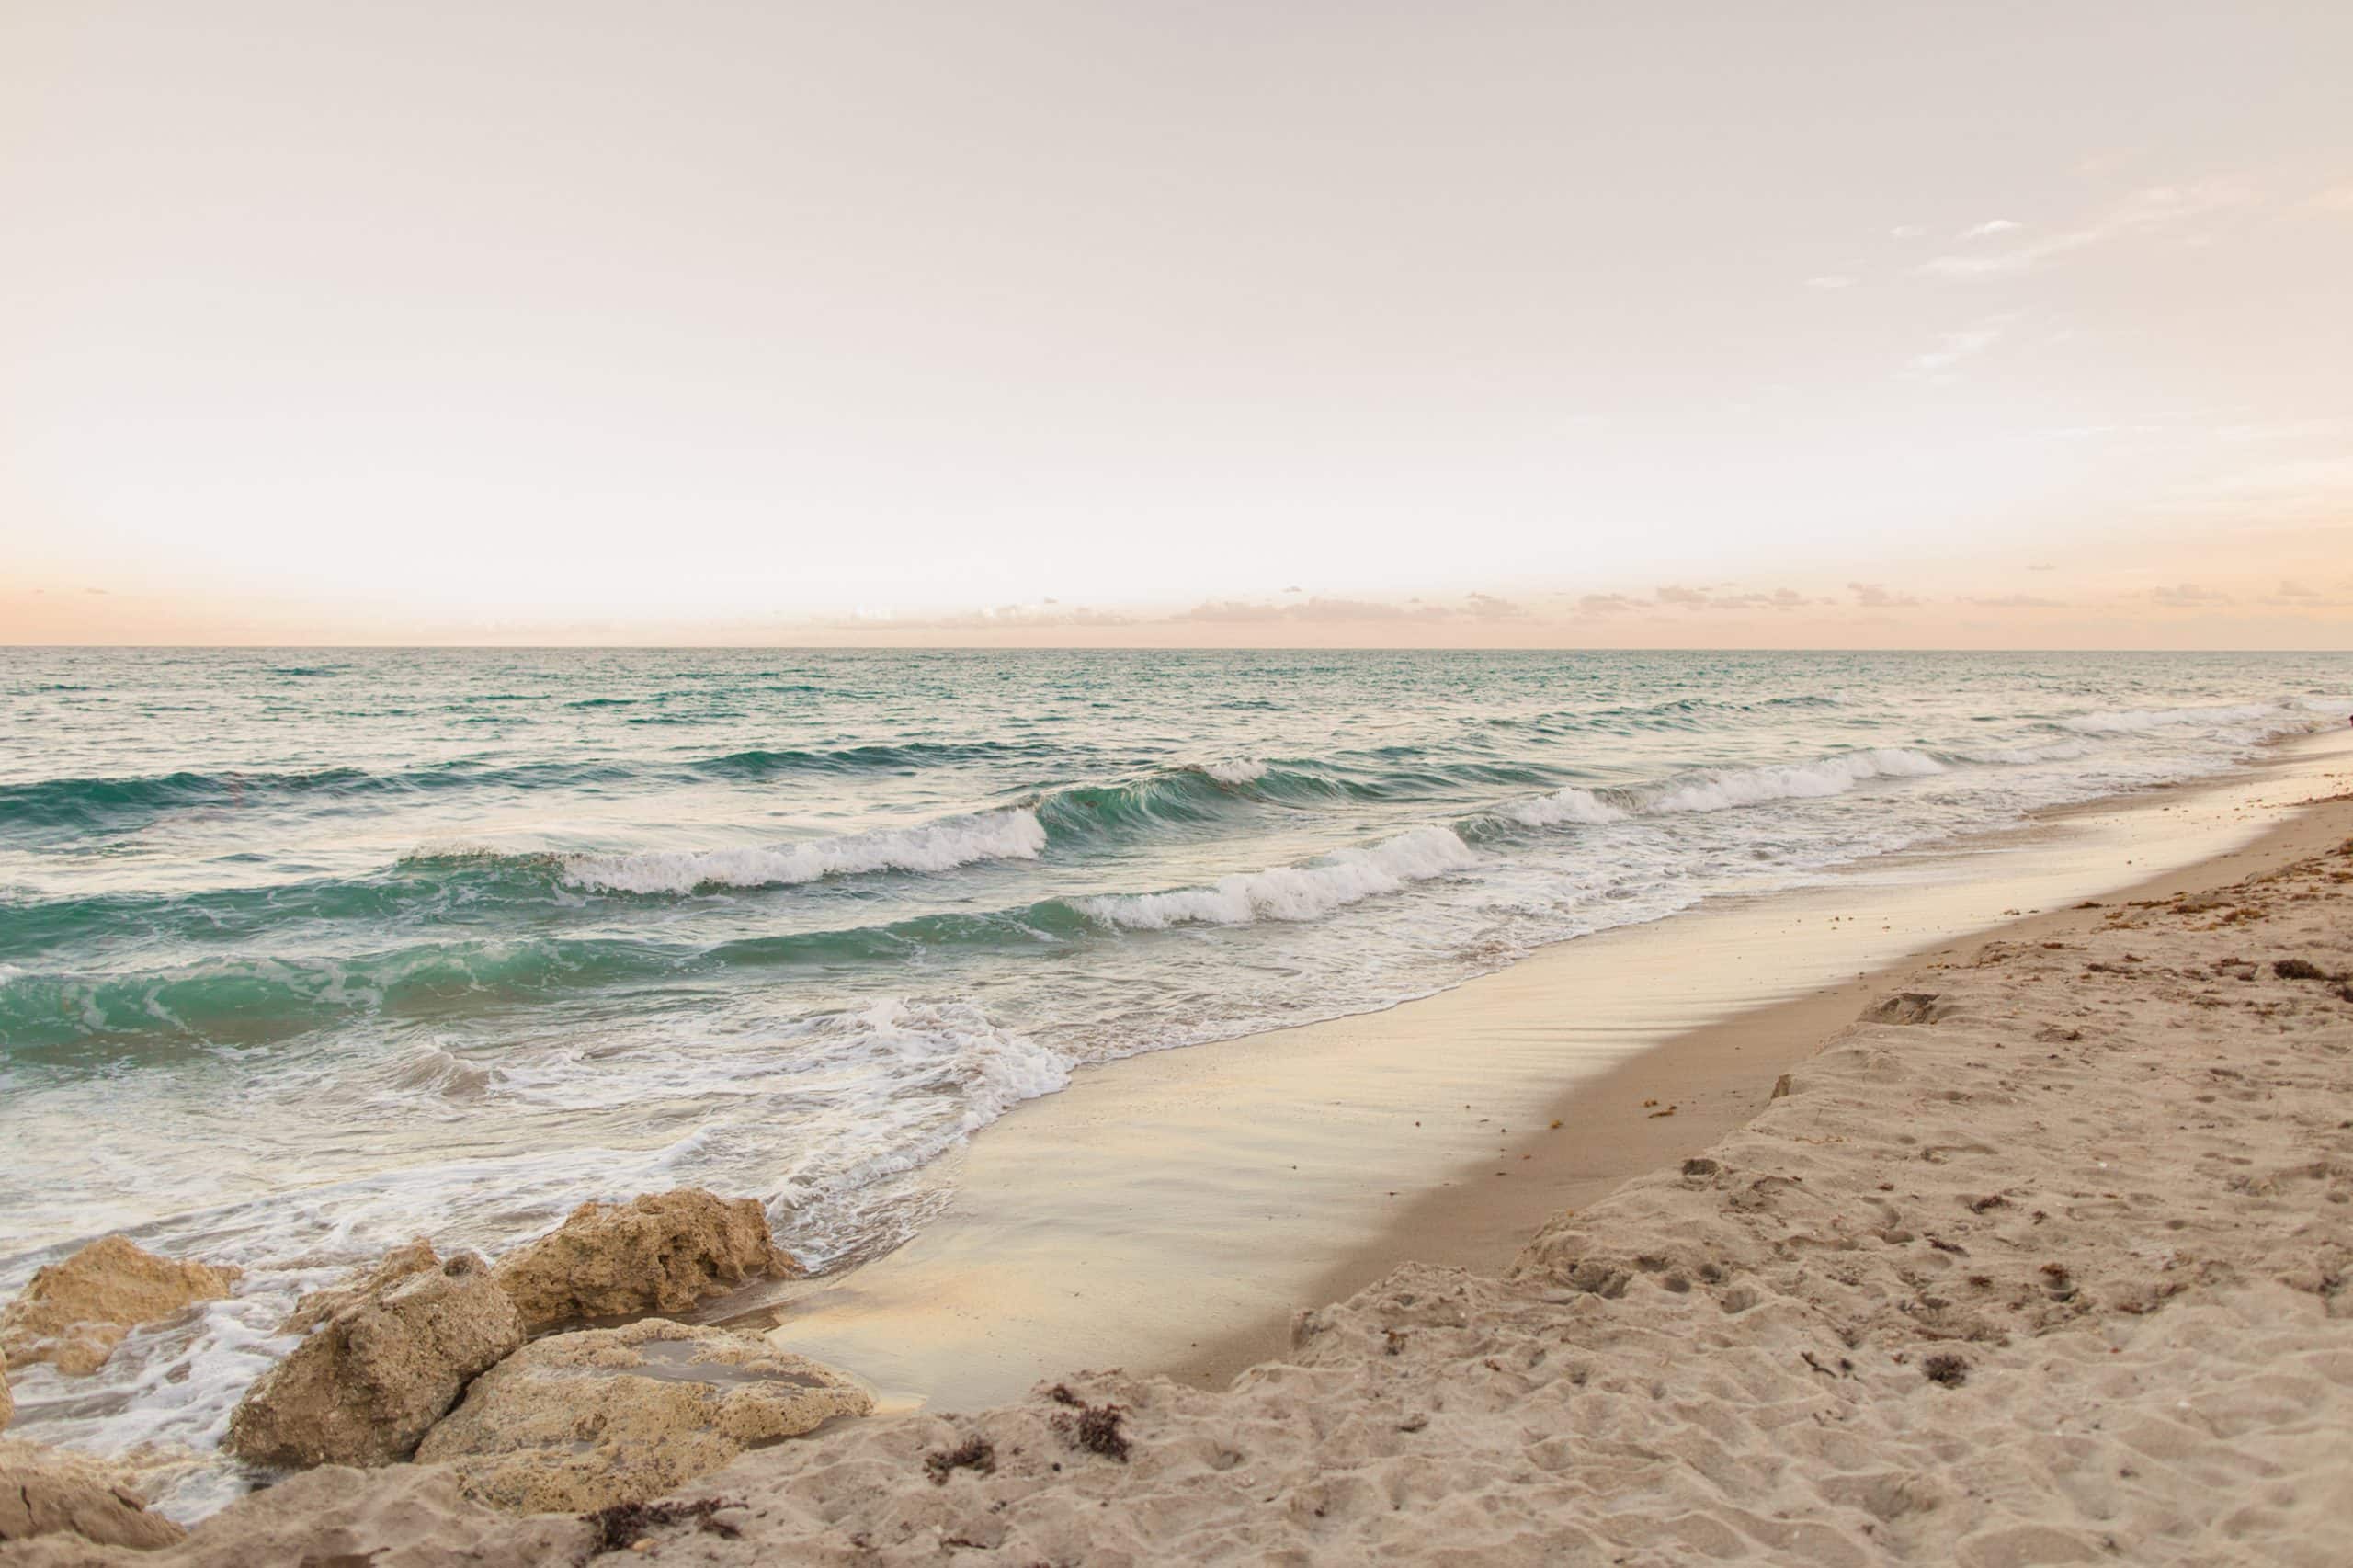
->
[{"left": 4, "top": 3, "right": 2350, "bottom": 648}]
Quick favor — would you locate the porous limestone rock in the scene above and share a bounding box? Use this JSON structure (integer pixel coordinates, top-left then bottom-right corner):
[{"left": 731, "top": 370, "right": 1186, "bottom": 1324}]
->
[
  {"left": 278, "top": 1237, "right": 439, "bottom": 1335},
  {"left": 415, "top": 1318, "right": 870, "bottom": 1512},
  {"left": 0, "top": 1237, "right": 242, "bottom": 1378},
  {"left": 225, "top": 1252, "right": 521, "bottom": 1470},
  {"left": 490, "top": 1189, "right": 798, "bottom": 1333},
  {"left": 2, "top": 1359, "right": 13, "bottom": 1429},
  {"left": 0, "top": 1438, "right": 185, "bottom": 1551}
]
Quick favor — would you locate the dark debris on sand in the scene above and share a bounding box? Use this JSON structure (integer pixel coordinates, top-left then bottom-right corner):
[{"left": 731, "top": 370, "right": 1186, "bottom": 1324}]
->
[
  {"left": 924, "top": 1435, "right": 998, "bottom": 1484},
  {"left": 580, "top": 1497, "right": 742, "bottom": 1558},
  {"left": 1046, "top": 1383, "right": 1132, "bottom": 1462}
]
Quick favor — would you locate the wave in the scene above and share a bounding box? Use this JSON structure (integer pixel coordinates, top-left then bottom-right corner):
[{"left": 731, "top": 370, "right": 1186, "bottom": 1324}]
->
[
  {"left": 1489, "top": 748, "right": 1944, "bottom": 830},
  {"left": 1074, "top": 824, "right": 1477, "bottom": 928},
  {"left": 0, "top": 760, "right": 636, "bottom": 835},
  {"left": 0, "top": 903, "right": 1113, "bottom": 1050},
  {"left": 2060, "top": 701, "right": 2287, "bottom": 735},
  {"left": 0, "top": 937, "right": 673, "bottom": 1051},
  {"left": 1954, "top": 740, "right": 2094, "bottom": 766},
  {"left": 556, "top": 808, "right": 1048, "bottom": 894},
  {"left": 692, "top": 741, "right": 1051, "bottom": 778},
  {"left": 1639, "top": 747, "right": 1946, "bottom": 813},
  {"left": 1495, "top": 787, "right": 1627, "bottom": 827}
]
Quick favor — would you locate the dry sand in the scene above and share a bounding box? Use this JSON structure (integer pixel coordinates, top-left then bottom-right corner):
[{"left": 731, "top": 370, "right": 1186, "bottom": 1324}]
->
[{"left": 13, "top": 790, "right": 2348, "bottom": 1562}]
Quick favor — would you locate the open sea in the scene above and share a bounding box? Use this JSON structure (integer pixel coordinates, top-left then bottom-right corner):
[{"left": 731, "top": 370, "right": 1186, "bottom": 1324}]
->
[{"left": 2, "top": 645, "right": 2347, "bottom": 1492}]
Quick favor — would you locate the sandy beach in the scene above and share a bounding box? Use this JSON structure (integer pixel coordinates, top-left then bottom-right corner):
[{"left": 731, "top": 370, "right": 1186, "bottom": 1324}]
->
[
  {"left": 721, "top": 729, "right": 2353, "bottom": 1409},
  {"left": 9, "top": 735, "right": 2348, "bottom": 1562},
  {"left": 11, "top": 1, "right": 2352, "bottom": 1558}
]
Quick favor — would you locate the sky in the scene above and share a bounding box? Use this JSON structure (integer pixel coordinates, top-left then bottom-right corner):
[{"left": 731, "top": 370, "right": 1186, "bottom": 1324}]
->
[{"left": 4, "top": 2, "right": 2349, "bottom": 648}]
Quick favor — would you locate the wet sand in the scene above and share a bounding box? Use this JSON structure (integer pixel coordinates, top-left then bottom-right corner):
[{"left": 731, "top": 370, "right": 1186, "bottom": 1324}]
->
[{"left": 739, "top": 726, "right": 2353, "bottom": 1409}]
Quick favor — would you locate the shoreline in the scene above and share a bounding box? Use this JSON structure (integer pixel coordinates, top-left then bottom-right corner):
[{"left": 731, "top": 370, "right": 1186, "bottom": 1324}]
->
[
  {"left": 4, "top": 724, "right": 2347, "bottom": 1540},
  {"left": 743, "top": 726, "right": 2353, "bottom": 1412},
  {"left": 1176, "top": 749, "right": 2353, "bottom": 1390},
  {"left": 62, "top": 738, "right": 2353, "bottom": 1562}
]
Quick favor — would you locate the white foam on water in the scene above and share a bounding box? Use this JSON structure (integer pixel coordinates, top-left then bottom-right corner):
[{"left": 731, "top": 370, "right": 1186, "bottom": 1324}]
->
[
  {"left": 1199, "top": 758, "right": 1267, "bottom": 784},
  {"left": 1636, "top": 748, "right": 1947, "bottom": 815},
  {"left": 1078, "top": 824, "right": 1478, "bottom": 928},
  {"left": 560, "top": 807, "right": 1047, "bottom": 893},
  {"left": 1496, "top": 787, "right": 1627, "bottom": 827},
  {"left": 1958, "top": 740, "right": 2095, "bottom": 766},
  {"left": 0, "top": 994, "right": 1068, "bottom": 1518},
  {"left": 2061, "top": 701, "right": 2283, "bottom": 735}
]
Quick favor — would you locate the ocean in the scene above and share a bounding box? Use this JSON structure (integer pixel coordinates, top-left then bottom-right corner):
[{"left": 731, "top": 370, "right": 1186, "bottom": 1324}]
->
[{"left": 2, "top": 645, "right": 2347, "bottom": 1486}]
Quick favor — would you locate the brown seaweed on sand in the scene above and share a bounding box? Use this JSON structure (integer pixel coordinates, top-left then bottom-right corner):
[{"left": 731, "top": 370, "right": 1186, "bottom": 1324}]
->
[{"left": 1045, "top": 1383, "right": 1131, "bottom": 1462}]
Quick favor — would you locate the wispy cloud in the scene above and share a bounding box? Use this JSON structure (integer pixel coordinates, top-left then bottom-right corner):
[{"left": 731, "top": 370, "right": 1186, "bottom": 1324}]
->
[
  {"left": 1463, "top": 591, "right": 1528, "bottom": 620},
  {"left": 2149, "top": 583, "right": 2233, "bottom": 608},
  {"left": 1959, "top": 219, "right": 2022, "bottom": 238},
  {"left": 1907, "top": 318, "right": 2010, "bottom": 376},
  {"left": 1806, "top": 274, "right": 1859, "bottom": 290},
  {"left": 1178, "top": 592, "right": 1527, "bottom": 625},
  {"left": 1919, "top": 181, "right": 2251, "bottom": 279},
  {"left": 1848, "top": 581, "right": 1923, "bottom": 608},
  {"left": 1963, "top": 593, "right": 2065, "bottom": 608},
  {"left": 813, "top": 600, "right": 1140, "bottom": 631},
  {"left": 1654, "top": 585, "right": 1815, "bottom": 611}
]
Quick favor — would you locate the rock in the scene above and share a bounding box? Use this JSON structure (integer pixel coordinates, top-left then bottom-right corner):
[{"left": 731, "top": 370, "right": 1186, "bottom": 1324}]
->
[
  {"left": 2, "top": 1360, "right": 12, "bottom": 1429},
  {"left": 0, "top": 1237, "right": 242, "bottom": 1378},
  {"left": 415, "top": 1318, "right": 870, "bottom": 1513},
  {"left": 0, "top": 1438, "right": 184, "bottom": 1550},
  {"left": 279, "top": 1237, "right": 439, "bottom": 1335},
  {"left": 225, "top": 1252, "right": 522, "bottom": 1470},
  {"left": 490, "top": 1189, "right": 799, "bottom": 1334}
]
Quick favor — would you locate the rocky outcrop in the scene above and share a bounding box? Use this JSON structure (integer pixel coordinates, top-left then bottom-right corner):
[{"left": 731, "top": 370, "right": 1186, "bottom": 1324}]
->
[
  {"left": 0, "top": 1438, "right": 185, "bottom": 1551},
  {"left": 2, "top": 1359, "right": 13, "bottom": 1429},
  {"left": 414, "top": 1319, "right": 870, "bottom": 1512},
  {"left": 0, "top": 1237, "right": 242, "bottom": 1378},
  {"left": 278, "top": 1237, "right": 439, "bottom": 1335},
  {"left": 225, "top": 1252, "right": 522, "bottom": 1470},
  {"left": 489, "top": 1189, "right": 798, "bottom": 1333}
]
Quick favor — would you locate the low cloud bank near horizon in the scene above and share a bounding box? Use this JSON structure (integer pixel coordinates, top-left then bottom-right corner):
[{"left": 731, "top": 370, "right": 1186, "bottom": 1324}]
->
[{"left": 14, "top": 562, "right": 2352, "bottom": 650}]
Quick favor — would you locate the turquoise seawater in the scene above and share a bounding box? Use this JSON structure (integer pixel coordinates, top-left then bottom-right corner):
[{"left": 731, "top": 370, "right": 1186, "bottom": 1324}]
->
[{"left": 1, "top": 646, "right": 2347, "bottom": 1477}]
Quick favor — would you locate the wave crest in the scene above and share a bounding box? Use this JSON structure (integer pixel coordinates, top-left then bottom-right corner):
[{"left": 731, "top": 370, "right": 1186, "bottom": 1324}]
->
[
  {"left": 1076, "top": 824, "right": 1476, "bottom": 929},
  {"left": 2061, "top": 702, "right": 2281, "bottom": 735},
  {"left": 1495, "top": 787, "right": 1627, "bottom": 827},
  {"left": 1640, "top": 748, "right": 1945, "bottom": 814},
  {"left": 559, "top": 809, "right": 1047, "bottom": 895}
]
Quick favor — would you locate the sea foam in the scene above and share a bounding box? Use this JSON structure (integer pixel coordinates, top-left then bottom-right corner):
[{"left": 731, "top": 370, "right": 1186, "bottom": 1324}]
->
[
  {"left": 1078, "top": 824, "right": 1477, "bottom": 928},
  {"left": 560, "top": 808, "right": 1047, "bottom": 894},
  {"left": 1638, "top": 748, "right": 1946, "bottom": 814},
  {"left": 1496, "top": 787, "right": 1627, "bottom": 827},
  {"left": 2060, "top": 702, "right": 2281, "bottom": 735}
]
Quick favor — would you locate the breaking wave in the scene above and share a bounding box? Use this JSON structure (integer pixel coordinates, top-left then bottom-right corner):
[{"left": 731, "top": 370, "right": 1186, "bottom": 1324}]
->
[
  {"left": 1639, "top": 748, "right": 1947, "bottom": 813},
  {"left": 2061, "top": 702, "right": 2290, "bottom": 735},
  {"left": 557, "top": 808, "right": 1048, "bottom": 894},
  {"left": 1075, "top": 825, "right": 1478, "bottom": 928}
]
